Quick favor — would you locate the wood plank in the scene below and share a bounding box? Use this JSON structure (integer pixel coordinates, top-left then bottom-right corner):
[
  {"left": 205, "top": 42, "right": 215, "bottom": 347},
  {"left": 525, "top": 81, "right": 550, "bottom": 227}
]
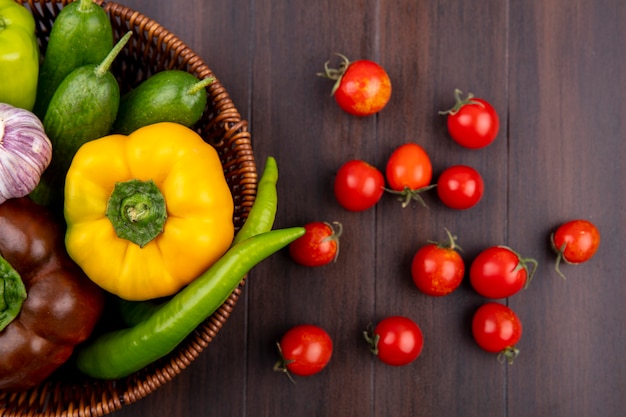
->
[
  {"left": 507, "top": 1, "right": 626, "bottom": 416},
  {"left": 245, "top": 1, "right": 381, "bottom": 415},
  {"left": 374, "top": 1, "right": 510, "bottom": 416}
]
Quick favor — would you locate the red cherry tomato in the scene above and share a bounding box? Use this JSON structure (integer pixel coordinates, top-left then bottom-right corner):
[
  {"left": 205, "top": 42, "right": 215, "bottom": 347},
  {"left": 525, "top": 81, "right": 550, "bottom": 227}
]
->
[
  {"left": 334, "top": 159, "right": 385, "bottom": 211},
  {"left": 275, "top": 324, "right": 333, "bottom": 377},
  {"left": 436, "top": 165, "right": 484, "bottom": 210},
  {"left": 385, "top": 143, "right": 433, "bottom": 208},
  {"left": 411, "top": 229, "right": 465, "bottom": 296},
  {"left": 364, "top": 316, "right": 424, "bottom": 366},
  {"left": 469, "top": 246, "right": 538, "bottom": 299},
  {"left": 440, "top": 89, "right": 499, "bottom": 149},
  {"left": 289, "top": 221, "right": 342, "bottom": 267},
  {"left": 472, "top": 302, "right": 522, "bottom": 364},
  {"left": 551, "top": 219, "right": 600, "bottom": 278},
  {"left": 318, "top": 53, "right": 392, "bottom": 116}
]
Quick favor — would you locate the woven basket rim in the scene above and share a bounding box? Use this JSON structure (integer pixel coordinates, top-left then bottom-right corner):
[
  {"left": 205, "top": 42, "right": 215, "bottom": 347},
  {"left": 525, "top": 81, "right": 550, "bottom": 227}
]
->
[{"left": 1, "top": 1, "right": 256, "bottom": 416}]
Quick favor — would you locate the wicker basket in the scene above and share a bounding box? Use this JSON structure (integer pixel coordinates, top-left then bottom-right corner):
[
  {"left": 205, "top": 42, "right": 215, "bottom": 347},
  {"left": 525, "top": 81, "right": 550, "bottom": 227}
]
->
[{"left": 1, "top": 1, "right": 256, "bottom": 415}]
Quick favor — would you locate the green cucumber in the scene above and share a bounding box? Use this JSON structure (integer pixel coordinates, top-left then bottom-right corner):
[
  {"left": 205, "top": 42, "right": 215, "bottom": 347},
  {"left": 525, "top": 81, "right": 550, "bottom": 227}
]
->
[
  {"left": 33, "top": 0, "right": 113, "bottom": 119},
  {"left": 30, "top": 32, "right": 132, "bottom": 211},
  {"left": 112, "top": 70, "right": 214, "bottom": 134}
]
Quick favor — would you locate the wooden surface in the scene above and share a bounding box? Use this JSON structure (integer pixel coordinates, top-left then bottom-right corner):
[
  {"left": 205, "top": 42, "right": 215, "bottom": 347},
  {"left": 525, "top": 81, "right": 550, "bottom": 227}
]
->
[{"left": 113, "top": 0, "right": 624, "bottom": 416}]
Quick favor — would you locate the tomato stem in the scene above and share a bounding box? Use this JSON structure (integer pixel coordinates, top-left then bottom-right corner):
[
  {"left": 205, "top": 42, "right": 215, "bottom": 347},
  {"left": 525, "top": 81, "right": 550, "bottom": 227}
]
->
[
  {"left": 497, "top": 346, "right": 520, "bottom": 365},
  {"left": 438, "top": 88, "right": 484, "bottom": 116},
  {"left": 320, "top": 221, "right": 343, "bottom": 263},
  {"left": 384, "top": 184, "right": 436, "bottom": 208},
  {"left": 316, "top": 53, "right": 351, "bottom": 96},
  {"left": 363, "top": 322, "right": 380, "bottom": 355},
  {"left": 496, "top": 245, "right": 539, "bottom": 289},
  {"left": 427, "top": 227, "right": 464, "bottom": 252},
  {"left": 553, "top": 240, "right": 569, "bottom": 279},
  {"left": 273, "top": 342, "right": 297, "bottom": 384}
]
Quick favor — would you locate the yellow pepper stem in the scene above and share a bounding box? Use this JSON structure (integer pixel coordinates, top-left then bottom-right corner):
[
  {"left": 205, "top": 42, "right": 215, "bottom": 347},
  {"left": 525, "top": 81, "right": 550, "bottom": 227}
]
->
[{"left": 106, "top": 179, "right": 167, "bottom": 248}]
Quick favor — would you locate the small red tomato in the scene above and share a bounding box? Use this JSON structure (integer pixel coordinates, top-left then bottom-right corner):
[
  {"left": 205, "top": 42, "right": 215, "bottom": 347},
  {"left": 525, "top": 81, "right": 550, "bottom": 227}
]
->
[
  {"left": 411, "top": 229, "right": 465, "bottom": 296},
  {"left": 469, "top": 246, "right": 538, "bottom": 299},
  {"left": 334, "top": 159, "right": 385, "bottom": 211},
  {"left": 551, "top": 219, "right": 600, "bottom": 278},
  {"left": 385, "top": 143, "right": 434, "bottom": 208},
  {"left": 318, "top": 53, "right": 392, "bottom": 116},
  {"left": 472, "top": 302, "right": 522, "bottom": 364},
  {"left": 436, "top": 165, "right": 484, "bottom": 210},
  {"left": 440, "top": 89, "right": 499, "bottom": 149},
  {"left": 289, "top": 221, "right": 342, "bottom": 267},
  {"left": 275, "top": 324, "right": 333, "bottom": 378},
  {"left": 364, "top": 316, "right": 424, "bottom": 366}
]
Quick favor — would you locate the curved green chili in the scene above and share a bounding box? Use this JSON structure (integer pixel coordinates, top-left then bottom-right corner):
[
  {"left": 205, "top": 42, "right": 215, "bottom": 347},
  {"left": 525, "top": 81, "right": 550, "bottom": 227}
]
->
[
  {"left": 77, "top": 226, "right": 305, "bottom": 379},
  {"left": 232, "top": 156, "right": 279, "bottom": 245}
]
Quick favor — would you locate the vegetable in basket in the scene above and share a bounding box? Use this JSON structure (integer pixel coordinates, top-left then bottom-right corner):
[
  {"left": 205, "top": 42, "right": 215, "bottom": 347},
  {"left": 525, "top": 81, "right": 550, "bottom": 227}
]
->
[
  {"left": 0, "top": 0, "right": 39, "bottom": 111},
  {"left": 76, "top": 157, "right": 303, "bottom": 379},
  {"left": 32, "top": 0, "right": 114, "bottom": 118},
  {"left": 64, "top": 122, "right": 235, "bottom": 301},
  {"left": 0, "top": 197, "right": 105, "bottom": 392},
  {"left": 30, "top": 31, "right": 132, "bottom": 211},
  {"left": 0, "top": 103, "right": 52, "bottom": 205},
  {"left": 113, "top": 70, "right": 216, "bottom": 135},
  {"left": 77, "top": 227, "right": 304, "bottom": 379},
  {"left": 232, "top": 156, "right": 279, "bottom": 245},
  {"left": 117, "top": 156, "right": 280, "bottom": 327}
]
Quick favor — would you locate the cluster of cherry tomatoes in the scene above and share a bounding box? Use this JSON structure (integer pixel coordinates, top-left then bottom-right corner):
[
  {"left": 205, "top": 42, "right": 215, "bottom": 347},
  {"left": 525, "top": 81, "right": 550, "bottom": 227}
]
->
[{"left": 274, "top": 54, "right": 601, "bottom": 378}]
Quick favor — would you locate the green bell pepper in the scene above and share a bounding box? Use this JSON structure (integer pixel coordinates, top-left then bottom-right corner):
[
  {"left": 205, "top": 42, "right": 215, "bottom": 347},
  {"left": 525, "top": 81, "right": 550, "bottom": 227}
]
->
[{"left": 0, "top": 0, "right": 39, "bottom": 111}]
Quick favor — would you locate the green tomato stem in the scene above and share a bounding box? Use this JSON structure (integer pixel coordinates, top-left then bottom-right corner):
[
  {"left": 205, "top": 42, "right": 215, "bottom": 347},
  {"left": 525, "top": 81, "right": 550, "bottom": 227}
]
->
[
  {"left": 316, "top": 53, "right": 351, "bottom": 96},
  {"left": 363, "top": 322, "right": 380, "bottom": 355},
  {"left": 438, "top": 88, "right": 484, "bottom": 116},
  {"left": 320, "top": 221, "right": 343, "bottom": 263},
  {"left": 383, "top": 184, "right": 437, "bottom": 208},
  {"left": 428, "top": 227, "right": 464, "bottom": 252},
  {"left": 498, "top": 346, "right": 520, "bottom": 365},
  {"left": 497, "top": 245, "right": 539, "bottom": 289}
]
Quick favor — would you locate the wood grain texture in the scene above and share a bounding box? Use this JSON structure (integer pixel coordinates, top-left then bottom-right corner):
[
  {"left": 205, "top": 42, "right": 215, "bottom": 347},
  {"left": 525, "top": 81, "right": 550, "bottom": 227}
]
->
[{"left": 113, "top": 0, "right": 625, "bottom": 416}]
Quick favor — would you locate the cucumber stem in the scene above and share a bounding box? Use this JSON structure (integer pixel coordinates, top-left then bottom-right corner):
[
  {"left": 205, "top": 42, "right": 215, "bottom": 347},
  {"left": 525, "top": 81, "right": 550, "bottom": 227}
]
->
[
  {"left": 95, "top": 31, "right": 133, "bottom": 78},
  {"left": 187, "top": 77, "right": 216, "bottom": 95},
  {"left": 78, "top": 0, "right": 95, "bottom": 13}
]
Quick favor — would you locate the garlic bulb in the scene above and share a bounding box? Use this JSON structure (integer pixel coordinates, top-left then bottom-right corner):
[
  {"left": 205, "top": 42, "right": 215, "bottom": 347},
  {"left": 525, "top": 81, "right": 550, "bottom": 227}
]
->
[{"left": 0, "top": 103, "right": 52, "bottom": 204}]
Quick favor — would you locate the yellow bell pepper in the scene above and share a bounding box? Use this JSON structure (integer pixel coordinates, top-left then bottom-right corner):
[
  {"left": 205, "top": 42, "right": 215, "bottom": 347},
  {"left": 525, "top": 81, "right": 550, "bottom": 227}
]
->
[{"left": 64, "top": 122, "right": 234, "bottom": 301}]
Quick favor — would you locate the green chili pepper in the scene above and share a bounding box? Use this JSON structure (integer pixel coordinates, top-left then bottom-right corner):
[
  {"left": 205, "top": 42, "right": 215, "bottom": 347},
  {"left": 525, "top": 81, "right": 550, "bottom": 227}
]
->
[
  {"left": 76, "top": 226, "right": 305, "bottom": 379},
  {"left": 232, "top": 156, "right": 279, "bottom": 245},
  {"left": 115, "top": 296, "right": 163, "bottom": 327}
]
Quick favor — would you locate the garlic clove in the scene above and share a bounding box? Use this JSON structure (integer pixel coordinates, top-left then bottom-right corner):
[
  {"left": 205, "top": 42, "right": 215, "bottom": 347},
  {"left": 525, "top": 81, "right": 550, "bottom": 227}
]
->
[{"left": 0, "top": 103, "right": 52, "bottom": 204}]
